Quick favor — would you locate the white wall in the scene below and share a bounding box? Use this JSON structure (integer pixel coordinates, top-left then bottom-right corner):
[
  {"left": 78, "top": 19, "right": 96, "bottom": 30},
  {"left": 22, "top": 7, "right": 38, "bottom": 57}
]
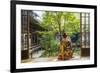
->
[{"left": 0, "top": 0, "right": 99, "bottom": 73}]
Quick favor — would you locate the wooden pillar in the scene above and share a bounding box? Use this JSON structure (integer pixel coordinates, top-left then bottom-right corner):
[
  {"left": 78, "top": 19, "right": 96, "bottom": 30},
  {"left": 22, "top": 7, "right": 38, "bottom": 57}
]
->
[
  {"left": 27, "top": 11, "right": 30, "bottom": 59},
  {"left": 80, "top": 13, "right": 82, "bottom": 57}
]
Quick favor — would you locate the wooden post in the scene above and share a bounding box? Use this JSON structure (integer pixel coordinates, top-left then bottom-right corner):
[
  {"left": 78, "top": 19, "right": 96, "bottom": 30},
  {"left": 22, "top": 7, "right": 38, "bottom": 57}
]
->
[
  {"left": 27, "top": 11, "right": 30, "bottom": 59},
  {"left": 84, "top": 13, "right": 86, "bottom": 49},
  {"left": 88, "top": 13, "right": 90, "bottom": 47},
  {"left": 80, "top": 13, "right": 82, "bottom": 57}
]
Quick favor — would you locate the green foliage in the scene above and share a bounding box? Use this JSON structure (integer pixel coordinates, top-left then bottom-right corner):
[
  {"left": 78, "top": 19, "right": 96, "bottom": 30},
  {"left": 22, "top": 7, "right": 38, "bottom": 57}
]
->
[
  {"left": 39, "top": 31, "right": 59, "bottom": 57},
  {"left": 41, "top": 11, "right": 80, "bottom": 36},
  {"left": 73, "top": 48, "right": 80, "bottom": 56},
  {"left": 38, "top": 11, "right": 80, "bottom": 57}
]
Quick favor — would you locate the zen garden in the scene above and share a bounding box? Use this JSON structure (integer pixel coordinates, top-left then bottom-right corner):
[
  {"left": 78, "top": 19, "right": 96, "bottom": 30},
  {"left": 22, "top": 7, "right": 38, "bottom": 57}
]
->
[{"left": 21, "top": 10, "right": 90, "bottom": 63}]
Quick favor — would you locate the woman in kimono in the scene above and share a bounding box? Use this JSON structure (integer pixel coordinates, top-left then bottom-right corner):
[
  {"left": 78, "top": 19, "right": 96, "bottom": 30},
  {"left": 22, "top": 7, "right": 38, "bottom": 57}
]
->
[{"left": 58, "top": 33, "right": 73, "bottom": 60}]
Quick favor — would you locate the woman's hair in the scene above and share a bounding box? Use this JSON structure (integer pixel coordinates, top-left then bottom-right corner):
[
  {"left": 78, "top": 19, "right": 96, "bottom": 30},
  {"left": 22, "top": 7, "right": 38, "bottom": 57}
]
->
[{"left": 63, "top": 33, "right": 67, "bottom": 38}]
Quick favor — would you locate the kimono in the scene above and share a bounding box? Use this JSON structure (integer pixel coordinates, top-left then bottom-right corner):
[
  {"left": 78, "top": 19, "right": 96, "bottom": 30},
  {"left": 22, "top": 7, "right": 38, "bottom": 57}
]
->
[{"left": 58, "top": 38, "right": 73, "bottom": 60}]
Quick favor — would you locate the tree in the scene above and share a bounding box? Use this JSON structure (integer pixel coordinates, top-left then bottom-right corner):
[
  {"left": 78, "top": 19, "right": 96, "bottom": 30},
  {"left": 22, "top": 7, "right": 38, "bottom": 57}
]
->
[
  {"left": 39, "top": 11, "right": 80, "bottom": 57},
  {"left": 41, "top": 11, "right": 80, "bottom": 36}
]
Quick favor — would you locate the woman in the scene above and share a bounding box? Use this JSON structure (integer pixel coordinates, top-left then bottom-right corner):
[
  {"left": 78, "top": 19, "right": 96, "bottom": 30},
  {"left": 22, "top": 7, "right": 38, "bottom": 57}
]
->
[{"left": 58, "top": 33, "right": 73, "bottom": 60}]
